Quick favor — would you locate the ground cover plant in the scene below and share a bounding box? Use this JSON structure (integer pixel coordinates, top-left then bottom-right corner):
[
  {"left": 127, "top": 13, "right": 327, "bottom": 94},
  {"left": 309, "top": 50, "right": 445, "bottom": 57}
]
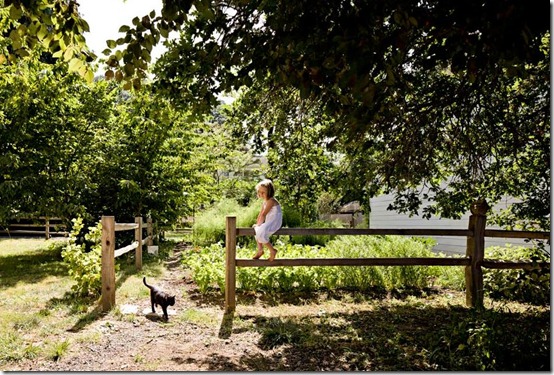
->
[
  {"left": 483, "top": 245, "right": 550, "bottom": 305},
  {"left": 182, "top": 235, "right": 458, "bottom": 293},
  {"left": 0, "top": 237, "right": 549, "bottom": 371}
]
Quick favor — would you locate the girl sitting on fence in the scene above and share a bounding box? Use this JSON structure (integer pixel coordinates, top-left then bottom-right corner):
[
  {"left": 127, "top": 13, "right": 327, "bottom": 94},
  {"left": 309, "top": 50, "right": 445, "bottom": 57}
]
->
[{"left": 252, "top": 179, "right": 282, "bottom": 261}]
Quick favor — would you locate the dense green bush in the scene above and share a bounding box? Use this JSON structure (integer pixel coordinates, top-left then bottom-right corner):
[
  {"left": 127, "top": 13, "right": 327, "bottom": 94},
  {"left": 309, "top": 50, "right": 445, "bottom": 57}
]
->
[
  {"left": 325, "top": 235, "right": 441, "bottom": 290},
  {"left": 281, "top": 204, "right": 302, "bottom": 228},
  {"left": 60, "top": 218, "right": 117, "bottom": 297},
  {"left": 428, "top": 307, "right": 550, "bottom": 370},
  {"left": 483, "top": 245, "right": 550, "bottom": 305}
]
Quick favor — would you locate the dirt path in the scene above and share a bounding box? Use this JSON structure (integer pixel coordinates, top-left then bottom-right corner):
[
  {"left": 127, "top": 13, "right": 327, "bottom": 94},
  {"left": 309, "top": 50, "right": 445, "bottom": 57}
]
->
[
  {"left": 6, "top": 242, "right": 549, "bottom": 371},
  {"left": 10, "top": 243, "right": 278, "bottom": 371}
]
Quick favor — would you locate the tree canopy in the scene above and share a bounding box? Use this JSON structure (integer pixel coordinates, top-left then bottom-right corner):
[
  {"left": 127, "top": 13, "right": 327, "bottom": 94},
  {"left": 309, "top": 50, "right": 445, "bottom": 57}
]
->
[{"left": 0, "top": 0, "right": 550, "bottom": 229}]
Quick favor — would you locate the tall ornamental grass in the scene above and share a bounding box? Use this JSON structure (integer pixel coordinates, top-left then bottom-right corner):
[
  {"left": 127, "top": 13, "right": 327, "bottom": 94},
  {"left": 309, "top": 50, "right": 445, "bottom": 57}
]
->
[{"left": 192, "top": 199, "right": 259, "bottom": 246}]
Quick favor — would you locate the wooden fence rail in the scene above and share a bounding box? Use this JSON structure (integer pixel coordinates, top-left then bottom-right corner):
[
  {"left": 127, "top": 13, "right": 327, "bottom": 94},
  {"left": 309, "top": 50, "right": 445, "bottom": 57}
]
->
[
  {"left": 224, "top": 201, "right": 550, "bottom": 312},
  {"left": 101, "top": 216, "right": 154, "bottom": 312},
  {"left": 0, "top": 217, "right": 68, "bottom": 239}
]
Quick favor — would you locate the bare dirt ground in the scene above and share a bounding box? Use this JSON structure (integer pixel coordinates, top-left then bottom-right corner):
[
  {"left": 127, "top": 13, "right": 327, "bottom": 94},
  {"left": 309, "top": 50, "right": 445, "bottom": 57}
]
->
[
  {"left": 5, "top": 242, "right": 549, "bottom": 371},
  {"left": 7, "top": 243, "right": 299, "bottom": 371}
]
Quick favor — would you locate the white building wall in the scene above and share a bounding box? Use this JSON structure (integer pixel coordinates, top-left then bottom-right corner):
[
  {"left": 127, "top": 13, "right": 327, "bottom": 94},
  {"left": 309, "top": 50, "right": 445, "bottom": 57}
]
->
[{"left": 369, "top": 194, "right": 550, "bottom": 255}]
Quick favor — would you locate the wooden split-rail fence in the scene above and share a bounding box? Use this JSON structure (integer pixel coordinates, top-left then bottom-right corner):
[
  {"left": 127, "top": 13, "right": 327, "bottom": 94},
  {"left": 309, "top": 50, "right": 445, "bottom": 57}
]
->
[
  {"left": 100, "top": 216, "right": 154, "bottom": 312},
  {"left": 224, "top": 201, "right": 550, "bottom": 312},
  {"left": 0, "top": 217, "right": 68, "bottom": 239}
]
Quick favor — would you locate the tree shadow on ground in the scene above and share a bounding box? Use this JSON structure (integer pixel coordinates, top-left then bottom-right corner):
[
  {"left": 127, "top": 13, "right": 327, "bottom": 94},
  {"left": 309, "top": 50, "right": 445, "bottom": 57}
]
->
[
  {"left": 189, "top": 285, "right": 441, "bottom": 309},
  {"left": 210, "top": 303, "right": 550, "bottom": 371},
  {"left": 44, "top": 251, "right": 168, "bottom": 333},
  {"left": 0, "top": 246, "right": 67, "bottom": 287},
  {"left": 43, "top": 292, "right": 106, "bottom": 332}
]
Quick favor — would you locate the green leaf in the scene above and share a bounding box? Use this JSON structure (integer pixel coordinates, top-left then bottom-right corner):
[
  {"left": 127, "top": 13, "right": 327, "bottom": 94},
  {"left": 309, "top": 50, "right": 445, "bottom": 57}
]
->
[
  {"left": 37, "top": 25, "right": 48, "bottom": 41},
  {"left": 9, "top": 5, "right": 23, "bottom": 20},
  {"left": 63, "top": 47, "right": 74, "bottom": 61},
  {"left": 159, "top": 25, "right": 169, "bottom": 38},
  {"left": 84, "top": 68, "right": 94, "bottom": 83},
  {"left": 68, "top": 57, "right": 83, "bottom": 72},
  {"left": 119, "top": 25, "right": 131, "bottom": 33}
]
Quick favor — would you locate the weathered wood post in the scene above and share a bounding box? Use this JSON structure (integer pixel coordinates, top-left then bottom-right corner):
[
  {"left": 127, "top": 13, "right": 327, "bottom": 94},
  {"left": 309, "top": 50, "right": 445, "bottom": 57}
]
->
[
  {"left": 225, "top": 216, "right": 237, "bottom": 312},
  {"left": 101, "top": 215, "right": 116, "bottom": 312},
  {"left": 465, "top": 199, "right": 489, "bottom": 309},
  {"left": 45, "top": 217, "right": 50, "bottom": 240},
  {"left": 135, "top": 216, "right": 142, "bottom": 270},
  {"left": 146, "top": 217, "right": 153, "bottom": 246}
]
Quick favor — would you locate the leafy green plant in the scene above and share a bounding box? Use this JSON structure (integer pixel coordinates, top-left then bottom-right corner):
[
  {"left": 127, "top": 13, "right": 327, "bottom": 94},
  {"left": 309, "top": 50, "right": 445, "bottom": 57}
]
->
[
  {"left": 183, "top": 235, "right": 447, "bottom": 293},
  {"left": 182, "top": 243, "right": 226, "bottom": 293},
  {"left": 428, "top": 307, "right": 550, "bottom": 370},
  {"left": 61, "top": 217, "right": 118, "bottom": 297},
  {"left": 483, "top": 245, "right": 550, "bottom": 305},
  {"left": 326, "top": 236, "right": 440, "bottom": 290}
]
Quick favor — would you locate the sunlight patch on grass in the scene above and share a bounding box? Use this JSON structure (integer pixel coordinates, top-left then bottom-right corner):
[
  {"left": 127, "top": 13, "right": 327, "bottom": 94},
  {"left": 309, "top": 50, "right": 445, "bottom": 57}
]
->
[
  {"left": 0, "top": 239, "right": 93, "bottom": 365},
  {"left": 0, "top": 238, "right": 52, "bottom": 255},
  {"left": 75, "top": 330, "right": 102, "bottom": 345},
  {"left": 178, "top": 308, "right": 219, "bottom": 327},
  {"left": 116, "top": 276, "right": 151, "bottom": 300}
]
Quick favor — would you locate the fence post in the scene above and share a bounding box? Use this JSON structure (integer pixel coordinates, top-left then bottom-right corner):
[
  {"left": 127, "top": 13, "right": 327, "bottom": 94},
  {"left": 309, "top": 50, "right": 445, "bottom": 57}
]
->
[
  {"left": 225, "top": 216, "right": 237, "bottom": 313},
  {"left": 146, "top": 217, "right": 153, "bottom": 246},
  {"left": 101, "top": 215, "right": 116, "bottom": 312},
  {"left": 465, "top": 199, "right": 488, "bottom": 309},
  {"left": 45, "top": 217, "right": 50, "bottom": 240},
  {"left": 135, "top": 216, "right": 142, "bottom": 270}
]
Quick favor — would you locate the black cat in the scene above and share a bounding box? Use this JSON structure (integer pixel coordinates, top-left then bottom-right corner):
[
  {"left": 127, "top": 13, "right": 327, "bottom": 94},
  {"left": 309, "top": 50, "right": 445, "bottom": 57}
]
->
[{"left": 143, "top": 277, "right": 175, "bottom": 320}]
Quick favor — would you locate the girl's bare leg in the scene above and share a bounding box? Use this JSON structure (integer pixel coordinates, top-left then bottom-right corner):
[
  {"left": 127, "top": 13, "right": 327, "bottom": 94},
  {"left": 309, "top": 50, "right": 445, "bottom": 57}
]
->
[
  {"left": 265, "top": 242, "right": 278, "bottom": 261},
  {"left": 252, "top": 242, "right": 264, "bottom": 259}
]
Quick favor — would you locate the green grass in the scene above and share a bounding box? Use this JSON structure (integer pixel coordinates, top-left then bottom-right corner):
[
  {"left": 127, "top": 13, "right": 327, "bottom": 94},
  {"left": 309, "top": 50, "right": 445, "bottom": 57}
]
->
[
  {"left": 0, "top": 237, "right": 182, "bottom": 367},
  {"left": 0, "top": 237, "right": 549, "bottom": 371}
]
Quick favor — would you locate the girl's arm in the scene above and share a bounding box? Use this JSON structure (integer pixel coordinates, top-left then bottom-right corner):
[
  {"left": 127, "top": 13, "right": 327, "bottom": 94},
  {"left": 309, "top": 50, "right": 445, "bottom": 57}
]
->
[{"left": 257, "top": 199, "right": 276, "bottom": 225}]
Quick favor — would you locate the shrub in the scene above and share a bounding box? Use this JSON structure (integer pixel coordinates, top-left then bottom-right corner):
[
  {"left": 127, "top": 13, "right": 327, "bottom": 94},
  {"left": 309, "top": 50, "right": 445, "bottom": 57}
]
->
[
  {"left": 281, "top": 204, "right": 302, "bottom": 228},
  {"left": 428, "top": 307, "right": 550, "bottom": 370},
  {"left": 483, "top": 245, "right": 550, "bottom": 305},
  {"left": 61, "top": 217, "right": 119, "bottom": 297}
]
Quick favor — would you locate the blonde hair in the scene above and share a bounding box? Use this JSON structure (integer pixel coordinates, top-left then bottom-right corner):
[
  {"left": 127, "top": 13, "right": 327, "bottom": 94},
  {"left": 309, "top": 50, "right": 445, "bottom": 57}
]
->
[{"left": 256, "top": 179, "right": 275, "bottom": 198}]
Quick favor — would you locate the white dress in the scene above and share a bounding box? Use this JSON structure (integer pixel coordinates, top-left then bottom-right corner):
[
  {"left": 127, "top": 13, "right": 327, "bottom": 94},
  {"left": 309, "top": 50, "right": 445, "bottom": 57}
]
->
[{"left": 254, "top": 202, "right": 283, "bottom": 244}]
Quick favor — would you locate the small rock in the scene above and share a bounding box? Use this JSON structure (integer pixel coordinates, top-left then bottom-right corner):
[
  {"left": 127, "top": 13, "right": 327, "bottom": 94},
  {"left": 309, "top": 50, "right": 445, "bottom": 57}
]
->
[{"left": 120, "top": 304, "right": 138, "bottom": 315}]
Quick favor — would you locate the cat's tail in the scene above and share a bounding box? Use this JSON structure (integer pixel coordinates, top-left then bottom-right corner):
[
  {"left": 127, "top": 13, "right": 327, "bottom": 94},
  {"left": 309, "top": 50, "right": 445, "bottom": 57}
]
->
[{"left": 143, "top": 277, "right": 151, "bottom": 289}]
